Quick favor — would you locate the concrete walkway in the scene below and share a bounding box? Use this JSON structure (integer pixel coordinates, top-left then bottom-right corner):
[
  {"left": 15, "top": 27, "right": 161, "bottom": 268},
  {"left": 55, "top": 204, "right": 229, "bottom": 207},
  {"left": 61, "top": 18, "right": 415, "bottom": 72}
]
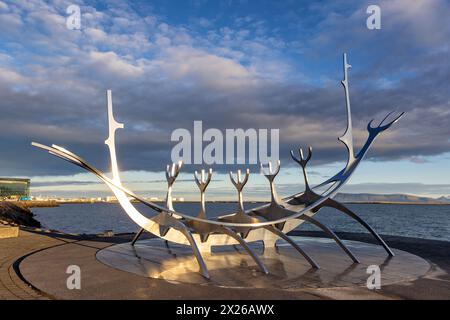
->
[
  {"left": 1, "top": 229, "right": 449, "bottom": 300},
  {"left": 0, "top": 230, "right": 60, "bottom": 299}
]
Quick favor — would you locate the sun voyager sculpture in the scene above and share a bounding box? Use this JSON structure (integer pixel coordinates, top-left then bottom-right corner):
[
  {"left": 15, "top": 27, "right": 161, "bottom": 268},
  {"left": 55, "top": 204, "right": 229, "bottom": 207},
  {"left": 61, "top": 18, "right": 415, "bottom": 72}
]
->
[{"left": 33, "top": 54, "right": 404, "bottom": 279}]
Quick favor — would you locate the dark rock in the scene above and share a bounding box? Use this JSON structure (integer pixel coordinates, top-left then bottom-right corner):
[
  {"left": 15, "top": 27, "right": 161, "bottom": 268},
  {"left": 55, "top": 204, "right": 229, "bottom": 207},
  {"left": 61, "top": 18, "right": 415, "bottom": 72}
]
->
[{"left": 0, "top": 202, "right": 41, "bottom": 228}]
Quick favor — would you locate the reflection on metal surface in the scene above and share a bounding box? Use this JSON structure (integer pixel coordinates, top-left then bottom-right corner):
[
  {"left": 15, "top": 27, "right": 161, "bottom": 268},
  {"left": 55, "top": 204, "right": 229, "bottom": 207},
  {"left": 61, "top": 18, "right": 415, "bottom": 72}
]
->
[
  {"left": 32, "top": 53, "right": 403, "bottom": 280},
  {"left": 96, "top": 237, "right": 429, "bottom": 289}
]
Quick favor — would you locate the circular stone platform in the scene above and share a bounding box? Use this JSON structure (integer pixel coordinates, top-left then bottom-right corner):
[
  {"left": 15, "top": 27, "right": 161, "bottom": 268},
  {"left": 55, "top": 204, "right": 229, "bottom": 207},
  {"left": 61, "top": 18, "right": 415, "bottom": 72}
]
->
[{"left": 97, "top": 237, "right": 430, "bottom": 289}]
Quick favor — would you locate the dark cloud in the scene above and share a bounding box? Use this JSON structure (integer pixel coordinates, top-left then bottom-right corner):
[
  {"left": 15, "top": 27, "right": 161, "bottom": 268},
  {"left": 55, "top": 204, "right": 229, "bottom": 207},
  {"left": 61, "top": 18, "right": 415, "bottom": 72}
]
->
[{"left": 0, "top": 0, "right": 448, "bottom": 180}]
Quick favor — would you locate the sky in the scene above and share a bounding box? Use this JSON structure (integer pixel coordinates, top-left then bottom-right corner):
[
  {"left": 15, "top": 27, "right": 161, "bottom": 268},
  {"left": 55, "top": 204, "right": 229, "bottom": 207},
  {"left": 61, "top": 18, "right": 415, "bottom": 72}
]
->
[{"left": 0, "top": 0, "right": 449, "bottom": 200}]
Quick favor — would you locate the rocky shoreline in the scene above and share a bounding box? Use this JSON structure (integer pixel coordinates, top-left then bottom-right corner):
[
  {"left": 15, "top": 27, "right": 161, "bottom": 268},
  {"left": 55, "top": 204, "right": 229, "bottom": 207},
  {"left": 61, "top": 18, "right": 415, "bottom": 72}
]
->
[{"left": 0, "top": 202, "right": 41, "bottom": 228}]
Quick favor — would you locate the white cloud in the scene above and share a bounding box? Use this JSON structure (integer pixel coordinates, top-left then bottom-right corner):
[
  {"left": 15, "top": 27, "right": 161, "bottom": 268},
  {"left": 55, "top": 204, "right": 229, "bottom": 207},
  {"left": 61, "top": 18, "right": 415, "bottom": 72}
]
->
[
  {"left": 86, "top": 51, "right": 146, "bottom": 78},
  {"left": 157, "top": 46, "right": 259, "bottom": 90},
  {"left": 0, "top": 12, "right": 23, "bottom": 32},
  {"left": 0, "top": 52, "right": 13, "bottom": 64},
  {"left": 84, "top": 27, "right": 107, "bottom": 42},
  {"left": 0, "top": 1, "right": 8, "bottom": 10},
  {"left": 0, "top": 67, "right": 28, "bottom": 85},
  {"left": 381, "top": 0, "right": 450, "bottom": 46}
]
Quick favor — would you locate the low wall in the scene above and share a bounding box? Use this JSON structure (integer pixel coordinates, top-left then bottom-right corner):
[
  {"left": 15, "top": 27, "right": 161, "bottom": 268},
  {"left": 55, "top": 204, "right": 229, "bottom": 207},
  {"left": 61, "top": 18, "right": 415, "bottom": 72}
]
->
[{"left": 0, "top": 225, "right": 19, "bottom": 238}]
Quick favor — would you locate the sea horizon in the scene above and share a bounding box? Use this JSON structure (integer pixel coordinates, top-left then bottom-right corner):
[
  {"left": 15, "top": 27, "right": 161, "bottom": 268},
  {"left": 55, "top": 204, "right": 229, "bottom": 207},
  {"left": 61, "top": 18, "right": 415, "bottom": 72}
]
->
[{"left": 32, "top": 202, "right": 450, "bottom": 242}]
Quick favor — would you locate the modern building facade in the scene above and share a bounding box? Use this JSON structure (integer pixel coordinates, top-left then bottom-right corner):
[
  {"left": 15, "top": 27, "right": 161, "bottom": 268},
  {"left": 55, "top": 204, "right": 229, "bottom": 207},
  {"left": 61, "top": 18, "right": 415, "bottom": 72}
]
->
[{"left": 0, "top": 178, "right": 30, "bottom": 199}]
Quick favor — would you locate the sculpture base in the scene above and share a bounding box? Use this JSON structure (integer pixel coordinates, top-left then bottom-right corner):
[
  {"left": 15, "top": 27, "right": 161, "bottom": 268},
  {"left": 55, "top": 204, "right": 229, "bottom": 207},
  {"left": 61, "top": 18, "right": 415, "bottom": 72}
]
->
[{"left": 96, "top": 236, "right": 430, "bottom": 289}]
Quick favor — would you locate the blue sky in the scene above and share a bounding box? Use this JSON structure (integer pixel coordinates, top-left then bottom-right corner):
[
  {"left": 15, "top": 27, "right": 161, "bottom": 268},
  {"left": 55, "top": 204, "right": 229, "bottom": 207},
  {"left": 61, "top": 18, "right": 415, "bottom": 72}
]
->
[{"left": 0, "top": 0, "right": 449, "bottom": 199}]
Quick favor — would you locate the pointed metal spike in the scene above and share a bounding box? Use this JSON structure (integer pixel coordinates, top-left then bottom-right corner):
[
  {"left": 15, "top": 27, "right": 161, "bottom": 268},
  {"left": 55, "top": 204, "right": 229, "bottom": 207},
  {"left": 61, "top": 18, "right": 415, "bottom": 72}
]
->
[{"left": 380, "top": 111, "right": 394, "bottom": 126}]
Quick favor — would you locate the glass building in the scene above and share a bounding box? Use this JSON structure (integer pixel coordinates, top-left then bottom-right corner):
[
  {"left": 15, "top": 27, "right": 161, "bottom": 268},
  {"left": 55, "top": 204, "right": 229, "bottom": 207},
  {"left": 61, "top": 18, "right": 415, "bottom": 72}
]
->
[{"left": 0, "top": 178, "right": 30, "bottom": 199}]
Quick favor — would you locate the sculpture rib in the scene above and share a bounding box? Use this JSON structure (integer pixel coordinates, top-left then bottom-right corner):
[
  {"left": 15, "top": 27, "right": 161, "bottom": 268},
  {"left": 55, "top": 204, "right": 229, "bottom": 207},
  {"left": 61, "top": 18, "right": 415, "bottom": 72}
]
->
[
  {"left": 298, "top": 215, "right": 360, "bottom": 263},
  {"left": 264, "top": 225, "right": 319, "bottom": 269},
  {"left": 321, "top": 199, "right": 395, "bottom": 256},
  {"left": 220, "top": 227, "right": 269, "bottom": 274}
]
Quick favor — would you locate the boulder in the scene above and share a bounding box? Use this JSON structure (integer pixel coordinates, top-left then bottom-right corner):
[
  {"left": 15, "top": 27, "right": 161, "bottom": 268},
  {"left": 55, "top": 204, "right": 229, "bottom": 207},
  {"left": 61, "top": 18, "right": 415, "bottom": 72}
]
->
[{"left": 0, "top": 202, "right": 41, "bottom": 228}]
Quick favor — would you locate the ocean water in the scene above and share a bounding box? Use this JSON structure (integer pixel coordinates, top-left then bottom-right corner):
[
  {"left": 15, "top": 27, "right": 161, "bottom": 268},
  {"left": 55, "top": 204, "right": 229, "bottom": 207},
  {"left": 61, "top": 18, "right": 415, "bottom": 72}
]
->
[{"left": 32, "top": 202, "right": 450, "bottom": 242}]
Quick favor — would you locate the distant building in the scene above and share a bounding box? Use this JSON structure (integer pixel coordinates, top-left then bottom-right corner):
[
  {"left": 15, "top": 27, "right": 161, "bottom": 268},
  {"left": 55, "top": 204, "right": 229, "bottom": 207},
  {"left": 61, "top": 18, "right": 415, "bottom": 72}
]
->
[
  {"left": 106, "top": 196, "right": 118, "bottom": 202},
  {"left": 0, "top": 178, "right": 30, "bottom": 199}
]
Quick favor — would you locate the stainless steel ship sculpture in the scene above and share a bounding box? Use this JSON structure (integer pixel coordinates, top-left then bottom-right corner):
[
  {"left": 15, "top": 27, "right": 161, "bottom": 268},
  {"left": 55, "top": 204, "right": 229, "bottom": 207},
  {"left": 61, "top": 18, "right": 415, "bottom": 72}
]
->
[{"left": 32, "top": 54, "right": 404, "bottom": 279}]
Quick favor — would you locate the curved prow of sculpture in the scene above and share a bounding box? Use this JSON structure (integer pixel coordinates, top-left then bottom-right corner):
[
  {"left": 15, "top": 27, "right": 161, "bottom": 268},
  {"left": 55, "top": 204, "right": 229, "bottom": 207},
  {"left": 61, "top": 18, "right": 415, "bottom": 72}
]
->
[
  {"left": 103, "top": 90, "right": 210, "bottom": 279},
  {"left": 312, "top": 54, "right": 404, "bottom": 194}
]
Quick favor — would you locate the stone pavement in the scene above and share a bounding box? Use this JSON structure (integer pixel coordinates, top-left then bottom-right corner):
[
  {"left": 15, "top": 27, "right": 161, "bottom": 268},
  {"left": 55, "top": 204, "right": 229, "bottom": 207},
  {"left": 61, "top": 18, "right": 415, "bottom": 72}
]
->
[
  {"left": 0, "top": 229, "right": 92, "bottom": 299},
  {"left": 1, "top": 229, "right": 449, "bottom": 300},
  {"left": 0, "top": 230, "right": 60, "bottom": 299}
]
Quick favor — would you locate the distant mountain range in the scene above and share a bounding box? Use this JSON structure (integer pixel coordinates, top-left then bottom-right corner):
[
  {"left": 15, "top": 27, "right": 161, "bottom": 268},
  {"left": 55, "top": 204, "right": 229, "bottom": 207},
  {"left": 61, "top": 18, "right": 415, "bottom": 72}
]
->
[{"left": 334, "top": 193, "right": 450, "bottom": 204}]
